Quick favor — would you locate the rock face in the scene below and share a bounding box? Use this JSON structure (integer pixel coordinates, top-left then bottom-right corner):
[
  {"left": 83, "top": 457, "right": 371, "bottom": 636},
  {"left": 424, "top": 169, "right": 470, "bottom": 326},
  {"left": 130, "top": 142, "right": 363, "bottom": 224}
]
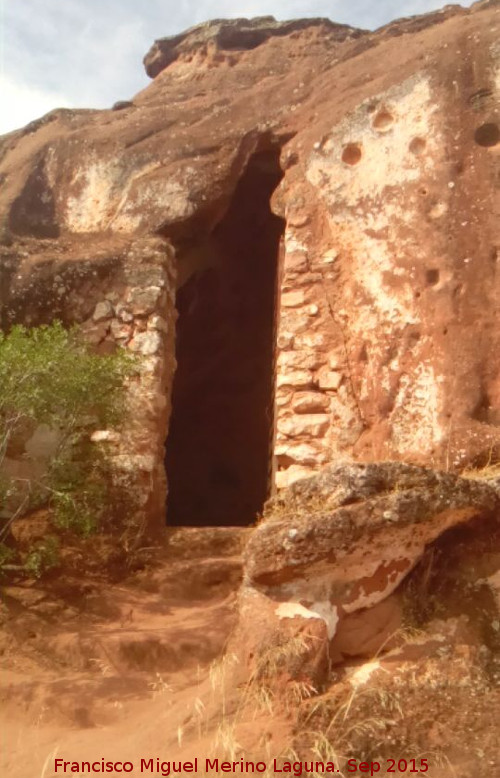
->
[
  {"left": 1, "top": 237, "right": 177, "bottom": 531},
  {"left": 236, "top": 461, "right": 499, "bottom": 686},
  {"left": 1, "top": 1, "right": 499, "bottom": 530},
  {"left": 143, "top": 17, "right": 363, "bottom": 78}
]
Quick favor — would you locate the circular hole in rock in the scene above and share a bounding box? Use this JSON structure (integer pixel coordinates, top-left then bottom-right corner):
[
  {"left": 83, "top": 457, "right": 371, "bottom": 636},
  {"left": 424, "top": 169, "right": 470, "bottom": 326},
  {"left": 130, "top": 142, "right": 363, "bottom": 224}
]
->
[
  {"left": 372, "top": 110, "right": 394, "bottom": 131},
  {"left": 474, "top": 122, "right": 499, "bottom": 148},
  {"left": 426, "top": 268, "right": 440, "bottom": 286},
  {"left": 342, "top": 143, "right": 362, "bottom": 166},
  {"left": 409, "top": 137, "right": 426, "bottom": 155}
]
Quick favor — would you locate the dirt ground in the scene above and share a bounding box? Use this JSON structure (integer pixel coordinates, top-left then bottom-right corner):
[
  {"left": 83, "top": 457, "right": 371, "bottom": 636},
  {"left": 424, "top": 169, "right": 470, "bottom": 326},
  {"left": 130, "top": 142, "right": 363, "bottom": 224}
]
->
[
  {"left": 1, "top": 522, "right": 500, "bottom": 778},
  {"left": 0, "top": 528, "right": 253, "bottom": 777}
]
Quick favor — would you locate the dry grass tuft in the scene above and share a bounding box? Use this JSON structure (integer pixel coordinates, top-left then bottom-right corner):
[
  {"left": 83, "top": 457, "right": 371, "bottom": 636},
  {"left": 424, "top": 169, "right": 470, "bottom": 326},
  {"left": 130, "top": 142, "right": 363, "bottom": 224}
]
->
[{"left": 461, "top": 461, "right": 500, "bottom": 481}]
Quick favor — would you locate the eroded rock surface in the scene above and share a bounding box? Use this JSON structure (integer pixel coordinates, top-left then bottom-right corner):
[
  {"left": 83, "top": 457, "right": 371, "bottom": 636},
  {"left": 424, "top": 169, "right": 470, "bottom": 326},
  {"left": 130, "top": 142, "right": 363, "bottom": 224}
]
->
[
  {"left": 0, "top": 236, "right": 177, "bottom": 531},
  {"left": 1, "top": 1, "right": 499, "bottom": 531},
  {"left": 143, "top": 17, "right": 363, "bottom": 78},
  {"left": 235, "top": 462, "right": 499, "bottom": 686}
]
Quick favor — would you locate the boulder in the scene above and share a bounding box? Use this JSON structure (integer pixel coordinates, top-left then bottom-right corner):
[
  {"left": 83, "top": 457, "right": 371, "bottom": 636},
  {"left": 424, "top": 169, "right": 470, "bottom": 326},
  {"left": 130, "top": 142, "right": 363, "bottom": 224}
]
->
[{"left": 236, "top": 462, "right": 499, "bottom": 688}]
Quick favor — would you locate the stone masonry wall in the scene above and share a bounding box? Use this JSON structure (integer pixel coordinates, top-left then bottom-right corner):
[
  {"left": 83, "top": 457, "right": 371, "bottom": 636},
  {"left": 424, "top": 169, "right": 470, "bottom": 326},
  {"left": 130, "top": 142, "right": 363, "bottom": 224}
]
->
[
  {"left": 274, "top": 47, "right": 500, "bottom": 488},
  {"left": 1, "top": 237, "right": 177, "bottom": 534},
  {"left": 1, "top": 4, "right": 499, "bottom": 519}
]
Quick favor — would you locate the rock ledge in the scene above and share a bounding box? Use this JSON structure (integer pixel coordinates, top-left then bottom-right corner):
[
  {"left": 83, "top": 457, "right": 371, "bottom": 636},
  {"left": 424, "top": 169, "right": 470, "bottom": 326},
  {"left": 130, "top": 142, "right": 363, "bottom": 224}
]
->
[{"left": 143, "top": 16, "right": 364, "bottom": 78}]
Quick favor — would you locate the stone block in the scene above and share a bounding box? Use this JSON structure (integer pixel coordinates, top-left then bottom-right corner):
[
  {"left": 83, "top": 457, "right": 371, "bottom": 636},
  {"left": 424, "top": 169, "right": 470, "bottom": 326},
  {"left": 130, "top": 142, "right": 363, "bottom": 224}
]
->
[{"left": 291, "top": 391, "right": 330, "bottom": 413}]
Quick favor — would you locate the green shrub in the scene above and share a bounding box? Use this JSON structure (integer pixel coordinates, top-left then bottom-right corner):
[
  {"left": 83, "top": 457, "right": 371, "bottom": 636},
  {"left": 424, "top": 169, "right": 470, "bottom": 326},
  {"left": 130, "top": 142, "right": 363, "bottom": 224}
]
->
[{"left": 0, "top": 321, "right": 136, "bottom": 576}]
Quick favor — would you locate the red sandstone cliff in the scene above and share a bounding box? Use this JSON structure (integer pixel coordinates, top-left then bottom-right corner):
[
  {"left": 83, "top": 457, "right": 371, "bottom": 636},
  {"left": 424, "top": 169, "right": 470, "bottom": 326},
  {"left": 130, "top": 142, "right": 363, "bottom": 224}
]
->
[{"left": 0, "top": 0, "right": 499, "bottom": 530}]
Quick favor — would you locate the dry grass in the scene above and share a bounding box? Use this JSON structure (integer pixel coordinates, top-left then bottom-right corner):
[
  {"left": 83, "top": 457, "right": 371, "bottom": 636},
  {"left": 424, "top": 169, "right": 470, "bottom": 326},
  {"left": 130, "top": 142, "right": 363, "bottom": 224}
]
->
[
  {"left": 260, "top": 488, "right": 345, "bottom": 524},
  {"left": 182, "top": 628, "right": 454, "bottom": 777},
  {"left": 143, "top": 625, "right": 482, "bottom": 778},
  {"left": 461, "top": 461, "right": 500, "bottom": 481}
]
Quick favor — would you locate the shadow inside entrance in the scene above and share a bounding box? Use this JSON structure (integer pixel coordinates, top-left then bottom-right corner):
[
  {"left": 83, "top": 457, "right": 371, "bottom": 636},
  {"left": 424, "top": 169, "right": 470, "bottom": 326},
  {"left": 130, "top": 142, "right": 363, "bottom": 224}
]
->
[{"left": 165, "top": 148, "right": 284, "bottom": 527}]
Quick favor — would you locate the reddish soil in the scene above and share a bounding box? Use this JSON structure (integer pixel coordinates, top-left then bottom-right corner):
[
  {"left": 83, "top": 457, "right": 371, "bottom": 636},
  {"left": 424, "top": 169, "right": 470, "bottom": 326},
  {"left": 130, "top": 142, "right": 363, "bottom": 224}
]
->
[
  {"left": 0, "top": 528, "right": 255, "bottom": 778},
  {"left": 2, "top": 519, "right": 500, "bottom": 778}
]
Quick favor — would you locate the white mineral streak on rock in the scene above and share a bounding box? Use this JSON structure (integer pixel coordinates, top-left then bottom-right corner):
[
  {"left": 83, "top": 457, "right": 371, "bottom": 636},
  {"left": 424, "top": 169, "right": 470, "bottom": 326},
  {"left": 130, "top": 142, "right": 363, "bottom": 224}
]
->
[
  {"left": 276, "top": 601, "right": 339, "bottom": 639},
  {"left": 348, "top": 660, "right": 383, "bottom": 688},
  {"left": 65, "top": 155, "right": 192, "bottom": 233},
  {"left": 390, "top": 362, "right": 444, "bottom": 452},
  {"left": 66, "top": 158, "right": 132, "bottom": 232},
  {"left": 90, "top": 430, "right": 121, "bottom": 443}
]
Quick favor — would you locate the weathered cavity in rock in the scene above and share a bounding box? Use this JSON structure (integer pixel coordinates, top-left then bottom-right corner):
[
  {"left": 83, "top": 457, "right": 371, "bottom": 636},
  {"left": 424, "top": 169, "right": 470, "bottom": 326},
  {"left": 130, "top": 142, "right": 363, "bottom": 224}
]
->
[
  {"left": 1, "top": 1, "right": 500, "bottom": 533},
  {"left": 165, "top": 148, "right": 285, "bottom": 526}
]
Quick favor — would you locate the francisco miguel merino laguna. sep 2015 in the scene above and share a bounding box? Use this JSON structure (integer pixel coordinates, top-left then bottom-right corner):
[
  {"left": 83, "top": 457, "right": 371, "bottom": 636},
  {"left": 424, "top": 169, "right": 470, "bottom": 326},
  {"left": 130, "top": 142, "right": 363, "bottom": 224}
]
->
[{"left": 54, "top": 756, "right": 431, "bottom": 775}]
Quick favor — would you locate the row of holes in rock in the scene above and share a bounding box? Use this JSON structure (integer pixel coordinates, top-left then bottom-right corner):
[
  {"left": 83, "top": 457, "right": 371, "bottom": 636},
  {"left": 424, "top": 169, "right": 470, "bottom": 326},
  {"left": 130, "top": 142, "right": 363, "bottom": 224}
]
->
[
  {"left": 341, "top": 135, "right": 426, "bottom": 165},
  {"left": 341, "top": 121, "right": 499, "bottom": 166}
]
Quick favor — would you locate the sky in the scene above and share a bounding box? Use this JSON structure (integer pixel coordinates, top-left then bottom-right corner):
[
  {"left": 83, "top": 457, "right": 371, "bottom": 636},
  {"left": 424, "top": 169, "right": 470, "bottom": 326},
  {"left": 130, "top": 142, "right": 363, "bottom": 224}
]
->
[{"left": 0, "top": 0, "right": 474, "bottom": 135}]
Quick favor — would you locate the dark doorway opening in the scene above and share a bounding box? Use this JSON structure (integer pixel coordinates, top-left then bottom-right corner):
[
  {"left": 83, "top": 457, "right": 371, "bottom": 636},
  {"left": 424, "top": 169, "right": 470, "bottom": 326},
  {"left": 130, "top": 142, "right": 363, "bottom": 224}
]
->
[{"left": 165, "top": 148, "right": 285, "bottom": 526}]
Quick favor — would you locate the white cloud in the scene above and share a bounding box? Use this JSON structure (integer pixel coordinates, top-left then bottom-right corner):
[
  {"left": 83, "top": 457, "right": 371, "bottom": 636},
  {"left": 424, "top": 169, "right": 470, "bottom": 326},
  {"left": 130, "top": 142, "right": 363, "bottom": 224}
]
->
[
  {"left": 0, "top": 0, "right": 475, "bottom": 135},
  {"left": 0, "top": 74, "right": 73, "bottom": 134}
]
